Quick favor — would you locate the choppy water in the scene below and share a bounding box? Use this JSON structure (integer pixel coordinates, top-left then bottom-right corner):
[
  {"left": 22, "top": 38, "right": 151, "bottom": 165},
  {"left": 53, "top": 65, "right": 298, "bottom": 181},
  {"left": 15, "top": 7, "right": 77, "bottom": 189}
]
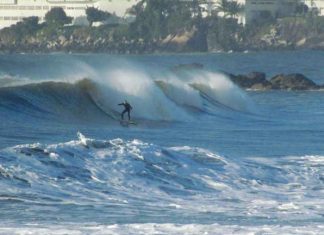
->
[{"left": 0, "top": 51, "right": 324, "bottom": 234}]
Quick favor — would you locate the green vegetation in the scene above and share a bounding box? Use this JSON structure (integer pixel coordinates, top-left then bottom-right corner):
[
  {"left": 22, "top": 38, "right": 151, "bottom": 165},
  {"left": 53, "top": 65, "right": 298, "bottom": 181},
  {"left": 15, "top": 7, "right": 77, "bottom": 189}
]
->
[
  {"left": 207, "top": 16, "right": 243, "bottom": 51},
  {"left": 45, "top": 7, "right": 72, "bottom": 26},
  {"left": 3, "top": 16, "right": 41, "bottom": 38},
  {"left": 129, "top": 0, "right": 199, "bottom": 40},
  {"left": 216, "top": 0, "right": 244, "bottom": 19},
  {"left": 86, "top": 7, "right": 112, "bottom": 26}
]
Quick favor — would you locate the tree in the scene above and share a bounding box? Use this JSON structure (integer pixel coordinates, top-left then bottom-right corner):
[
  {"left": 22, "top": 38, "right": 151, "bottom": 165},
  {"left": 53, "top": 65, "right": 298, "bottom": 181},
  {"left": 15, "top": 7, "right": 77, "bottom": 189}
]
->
[
  {"left": 86, "top": 7, "right": 112, "bottom": 26},
  {"left": 130, "top": 0, "right": 200, "bottom": 41},
  {"left": 191, "top": 0, "right": 202, "bottom": 18},
  {"left": 208, "top": 17, "right": 242, "bottom": 51},
  {"left": 227, "top": 1, "right": 244, "bottom": 19},
  {"left": 0, "top": 16, "right": 41, "bottom": 45},
  {"left": 295, "top": 3, "right": 309, "bottom": 15},
  {"left": 22, "top": 16, "right": 40, "bottom": 33},
  {"left": 129, "top": 0, "right": 170, "bottom": 40},
  {"left": 45, "top": 7, "right": 72, "bottom": 26},
  {"left": 217, "top": 0, "right": 244, "bottom": 19},
  {"left": 217, "top": 0, "right": 230, "bottom": 17},
  {"left": 125, "top": 0, "right": 145, "bottom": 17}
]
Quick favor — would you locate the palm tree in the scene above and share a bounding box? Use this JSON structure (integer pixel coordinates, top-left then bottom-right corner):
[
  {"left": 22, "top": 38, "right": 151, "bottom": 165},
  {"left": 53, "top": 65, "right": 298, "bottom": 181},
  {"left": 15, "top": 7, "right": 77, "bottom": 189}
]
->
[
  {"left": 124, "top": 0, "right": 145, "bottom": 18},
  {"left": 216, "top": 0, "right": 230, "bottom": 17},
  {"left": 227, "top": 1, "right": 244, "bottom": 19},
  {"left": 217, "top": 0, "right": 244, "bottom": 19}
]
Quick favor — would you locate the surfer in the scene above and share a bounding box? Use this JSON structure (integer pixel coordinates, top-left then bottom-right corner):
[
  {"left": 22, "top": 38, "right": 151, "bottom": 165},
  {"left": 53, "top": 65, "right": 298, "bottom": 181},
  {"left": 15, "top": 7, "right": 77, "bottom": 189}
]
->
[{"left": 118, "top": 100, "right": 132, "bottom": 121}]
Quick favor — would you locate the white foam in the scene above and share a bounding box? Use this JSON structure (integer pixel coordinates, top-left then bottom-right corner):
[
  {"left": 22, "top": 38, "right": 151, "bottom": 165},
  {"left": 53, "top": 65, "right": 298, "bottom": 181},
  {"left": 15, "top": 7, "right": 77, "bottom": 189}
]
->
[
  {"left": 91, "top": 66, "right": 191, "bottom": 121},
  {"left": 278, "top": 202, "right": 300, "bottom": 211},
  {"left": 1, "top": 223, "right": 324, "bottom": 235},
  {"left": 188, "top": 71, "right": 255, "bottom": 112},
  {"left": 2, "top": 134, "right": 324, "bottom": 231},
  {"left": 155, "top": 74, "right": 204, "bottom": 110},
  {"left": 200, "top": 175, "right": 231, "bottom": 190},
  {"left": 67, "top": 61, "right": 256, "bottom": 120}
]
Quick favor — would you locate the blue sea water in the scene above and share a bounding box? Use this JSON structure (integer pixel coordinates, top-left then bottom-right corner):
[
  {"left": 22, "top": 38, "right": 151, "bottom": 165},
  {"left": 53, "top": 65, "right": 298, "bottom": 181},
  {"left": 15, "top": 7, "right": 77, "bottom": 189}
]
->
[{"left": 0, "top": 51, "right": 324, "bottom": 234}]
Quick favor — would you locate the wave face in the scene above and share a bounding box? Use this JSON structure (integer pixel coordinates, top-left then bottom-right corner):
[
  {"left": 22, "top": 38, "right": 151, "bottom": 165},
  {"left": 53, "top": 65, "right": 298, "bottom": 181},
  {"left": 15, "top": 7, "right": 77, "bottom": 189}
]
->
[
  {"left": 1, "top": 133, "right": 324, "bottom": 228},
  {"left": 0, "top": 79, "right": 115, "bottom": 124},
  {"left": 0, "top": 66, "right": 254, "bottom": 124}
]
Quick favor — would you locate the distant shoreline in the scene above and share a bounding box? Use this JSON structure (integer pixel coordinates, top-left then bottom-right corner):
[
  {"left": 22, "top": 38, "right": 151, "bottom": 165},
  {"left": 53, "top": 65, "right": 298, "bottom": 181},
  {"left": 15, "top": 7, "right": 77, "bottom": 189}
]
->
[{"left": 0, "top": 47, "right": 322, "bottom": 55}]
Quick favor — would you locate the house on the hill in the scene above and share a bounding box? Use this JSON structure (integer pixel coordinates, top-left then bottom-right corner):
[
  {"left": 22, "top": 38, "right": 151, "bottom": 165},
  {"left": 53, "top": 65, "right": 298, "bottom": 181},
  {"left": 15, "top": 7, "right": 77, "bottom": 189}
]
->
[{"left": 204, "top": 0, "right": 323, "bottom": 25}]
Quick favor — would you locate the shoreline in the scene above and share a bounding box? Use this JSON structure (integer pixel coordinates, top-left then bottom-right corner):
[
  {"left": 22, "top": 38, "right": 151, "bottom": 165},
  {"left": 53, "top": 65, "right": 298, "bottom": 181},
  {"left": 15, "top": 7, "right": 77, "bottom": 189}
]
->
[{"left": 0, "top": 48, "right": 321, "bottom": 55}]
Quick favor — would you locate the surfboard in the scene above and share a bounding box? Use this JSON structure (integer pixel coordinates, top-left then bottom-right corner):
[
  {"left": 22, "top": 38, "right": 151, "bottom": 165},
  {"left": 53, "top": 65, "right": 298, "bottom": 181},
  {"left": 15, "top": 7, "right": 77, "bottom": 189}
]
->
[{"left": 120, "top": 120, "right": 137, "bottom": 127}]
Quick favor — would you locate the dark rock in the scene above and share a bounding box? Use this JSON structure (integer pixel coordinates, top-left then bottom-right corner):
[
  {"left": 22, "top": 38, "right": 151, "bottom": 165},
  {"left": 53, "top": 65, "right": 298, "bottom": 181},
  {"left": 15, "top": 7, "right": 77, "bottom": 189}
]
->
[
  {"left": 230, "top": 71, "right": 272, "bottom": 90},
  {"left": 270, "top": 73, "right": 319, "bottom": 90},
  {"left": 247, "top": 71, "right": 266, "bottom": 81},
  {"left": 227, "top": 72, "right": 321, "bottom": 91}
]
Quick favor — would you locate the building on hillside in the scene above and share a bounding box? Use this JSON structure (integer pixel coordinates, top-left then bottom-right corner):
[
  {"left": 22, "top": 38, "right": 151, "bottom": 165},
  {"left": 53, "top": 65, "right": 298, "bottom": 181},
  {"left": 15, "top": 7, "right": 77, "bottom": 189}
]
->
[
  {"left": 304, "top": 0, "right": 324, "bottom": 15},
  {"left": 244, "top": 0, "right": 300, "bottom": 24},
  {"left": 204, "top": 0, "right": 304, "bottom": 24},
  {"left": 0, "top": 0, "right": 134, "bottom": 29}
]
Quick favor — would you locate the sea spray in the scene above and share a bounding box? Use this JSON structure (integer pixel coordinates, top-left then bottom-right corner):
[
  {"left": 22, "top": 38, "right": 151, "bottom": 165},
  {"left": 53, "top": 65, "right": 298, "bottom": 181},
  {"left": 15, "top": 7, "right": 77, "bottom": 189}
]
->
[
  {"left": 154, "top": 73, "right": 204, "bottom": 111},
  {"left": 187, "top": 71, "right": 255, "bottom": 112},
  {"left": 90, "top": 66, "right": 192, "bottom": 121}
]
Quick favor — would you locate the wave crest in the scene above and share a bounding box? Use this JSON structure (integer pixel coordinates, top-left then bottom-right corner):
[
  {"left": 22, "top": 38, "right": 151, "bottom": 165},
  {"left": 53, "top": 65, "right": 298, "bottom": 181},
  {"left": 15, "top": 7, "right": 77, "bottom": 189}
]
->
[{"left": 0, "top": 67, "right": 255, "bottom": 123}]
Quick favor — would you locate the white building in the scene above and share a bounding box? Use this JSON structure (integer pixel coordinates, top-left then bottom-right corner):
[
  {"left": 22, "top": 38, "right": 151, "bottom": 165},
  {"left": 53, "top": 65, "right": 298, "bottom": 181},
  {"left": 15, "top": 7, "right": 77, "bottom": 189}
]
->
[
  {"left": 244, "top": 0, "right": 300, "bottom": 24},
  {"left": 205, "top": 0, "right": 306, "bottom": 24},
  {"left": 244, "top": 0, "right": 324, "bottom": 23},
  {"left": 0, "top": 0, "right": 135, "bottom": 29},
  {"left": 304, "top": 0, "right": 324, "bottom": 15}
]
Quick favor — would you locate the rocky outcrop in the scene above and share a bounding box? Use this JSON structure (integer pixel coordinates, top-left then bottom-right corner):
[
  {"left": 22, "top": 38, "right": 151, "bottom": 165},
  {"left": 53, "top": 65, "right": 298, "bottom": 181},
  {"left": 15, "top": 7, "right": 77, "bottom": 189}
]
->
[
  {"left": 269, "top": 73, "right": 319, "bottom": 90},
  {"left": 230, "top": 72, "right": 272, "bottom": 90},
  {"left": 230, "top": 72, "right": 322, "bottom": 90}
]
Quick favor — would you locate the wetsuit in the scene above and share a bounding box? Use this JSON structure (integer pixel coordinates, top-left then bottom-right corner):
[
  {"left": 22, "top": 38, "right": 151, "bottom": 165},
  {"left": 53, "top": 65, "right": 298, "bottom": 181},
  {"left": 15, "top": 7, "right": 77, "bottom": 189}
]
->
[{"left": 118, "top": 102, "right": 132, "bottom": 120}]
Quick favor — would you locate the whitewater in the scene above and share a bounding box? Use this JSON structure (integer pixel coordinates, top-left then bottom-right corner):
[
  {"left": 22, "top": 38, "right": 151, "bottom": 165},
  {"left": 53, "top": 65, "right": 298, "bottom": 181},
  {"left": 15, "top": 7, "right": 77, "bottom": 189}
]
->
[{"left": 1, "top": 51, "right": 324, "bottom": 234}]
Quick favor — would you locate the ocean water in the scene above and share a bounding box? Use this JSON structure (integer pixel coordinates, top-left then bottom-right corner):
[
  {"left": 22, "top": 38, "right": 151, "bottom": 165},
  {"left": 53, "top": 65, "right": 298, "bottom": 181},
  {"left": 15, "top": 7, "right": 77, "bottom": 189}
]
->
[{"left": 0, "top": 51, "right": 324, "bottom": 234}]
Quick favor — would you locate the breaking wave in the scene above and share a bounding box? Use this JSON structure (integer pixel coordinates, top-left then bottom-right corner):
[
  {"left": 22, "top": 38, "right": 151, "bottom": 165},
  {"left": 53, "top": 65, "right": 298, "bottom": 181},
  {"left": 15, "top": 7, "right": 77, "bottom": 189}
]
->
[
  {"left": 0, "top": 133, "right": 323, "bottom": 226},
  {"left": 0, "top": 66, "right": 255, "bottom": 123}
]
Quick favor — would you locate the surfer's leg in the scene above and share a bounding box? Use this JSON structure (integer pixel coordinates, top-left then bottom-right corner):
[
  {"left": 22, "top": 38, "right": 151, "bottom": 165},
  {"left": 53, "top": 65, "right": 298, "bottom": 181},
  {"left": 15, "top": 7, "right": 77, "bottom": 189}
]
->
[
  {"left": 127, "top": 111, "right": 131, "bottom": 121},
  {"left": 121, "top": 110, "right": 127, "bottom": 120}
]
